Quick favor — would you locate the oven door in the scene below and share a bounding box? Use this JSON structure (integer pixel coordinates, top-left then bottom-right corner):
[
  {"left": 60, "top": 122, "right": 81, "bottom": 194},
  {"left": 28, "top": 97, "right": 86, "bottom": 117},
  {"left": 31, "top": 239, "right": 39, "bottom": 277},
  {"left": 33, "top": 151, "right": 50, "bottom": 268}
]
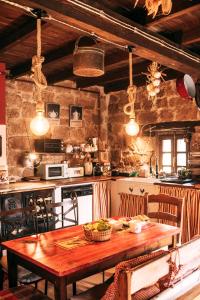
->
[{"left": 47, "top": 165, "right": 64, "bottom": 179}]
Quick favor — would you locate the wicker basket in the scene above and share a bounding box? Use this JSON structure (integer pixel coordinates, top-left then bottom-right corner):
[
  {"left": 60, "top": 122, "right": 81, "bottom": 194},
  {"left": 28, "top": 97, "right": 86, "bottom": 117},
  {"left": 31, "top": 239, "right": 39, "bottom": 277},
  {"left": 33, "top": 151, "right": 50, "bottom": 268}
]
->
[{"left": 83, "top": 227, "right": 112, "bottom": 242}]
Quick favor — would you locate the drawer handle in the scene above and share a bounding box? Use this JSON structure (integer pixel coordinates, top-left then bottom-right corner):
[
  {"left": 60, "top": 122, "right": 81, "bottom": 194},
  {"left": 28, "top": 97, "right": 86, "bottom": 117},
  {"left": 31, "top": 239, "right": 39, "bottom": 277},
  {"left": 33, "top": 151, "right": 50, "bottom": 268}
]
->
[
  {"left": 129, "top": 187, "right": 133, "bottom": 193},
  {"left": 140, "top": 189, "right": 145, "bottom": 194}
]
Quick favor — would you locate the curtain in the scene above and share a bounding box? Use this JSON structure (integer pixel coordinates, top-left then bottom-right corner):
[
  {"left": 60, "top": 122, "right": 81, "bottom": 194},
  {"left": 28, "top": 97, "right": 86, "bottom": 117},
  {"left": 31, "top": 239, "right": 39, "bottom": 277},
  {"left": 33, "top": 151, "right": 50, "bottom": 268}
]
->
[
  {"left": 159, "top": 186, "right": 200, "bottom": 243},
  {"left": 93, "top": 181, "right": 111, "bottom": 220},
  {"left": 118, "top": 193, "right": 146, "bottom": 217}
]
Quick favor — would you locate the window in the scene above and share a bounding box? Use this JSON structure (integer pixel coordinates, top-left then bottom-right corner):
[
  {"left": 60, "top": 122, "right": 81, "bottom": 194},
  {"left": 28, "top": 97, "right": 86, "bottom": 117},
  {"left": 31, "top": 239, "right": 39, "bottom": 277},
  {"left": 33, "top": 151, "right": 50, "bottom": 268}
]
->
[{"left": 159, "top": 134, "right": 188, "bottom": 175}]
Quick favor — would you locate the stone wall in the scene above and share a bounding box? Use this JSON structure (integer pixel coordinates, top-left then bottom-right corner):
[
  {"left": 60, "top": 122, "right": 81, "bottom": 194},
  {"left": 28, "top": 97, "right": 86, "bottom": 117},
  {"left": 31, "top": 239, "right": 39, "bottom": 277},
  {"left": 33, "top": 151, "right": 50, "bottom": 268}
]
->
[
  {"left": 6, "top": 79, "right": 106, "bottom": 178},
  {"left": 108, "top": 80, "right": 200, "bottom": 173},
  {"left": 5, "top": 77, "right": 200, "bottom": 179}
]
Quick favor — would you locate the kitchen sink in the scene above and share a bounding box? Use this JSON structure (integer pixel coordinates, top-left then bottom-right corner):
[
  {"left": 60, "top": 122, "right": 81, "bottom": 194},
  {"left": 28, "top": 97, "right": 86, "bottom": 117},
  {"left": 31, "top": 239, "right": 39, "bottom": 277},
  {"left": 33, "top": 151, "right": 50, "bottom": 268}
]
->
[{"left": 160, "top": 178, "right": 193, "bottom": 184}]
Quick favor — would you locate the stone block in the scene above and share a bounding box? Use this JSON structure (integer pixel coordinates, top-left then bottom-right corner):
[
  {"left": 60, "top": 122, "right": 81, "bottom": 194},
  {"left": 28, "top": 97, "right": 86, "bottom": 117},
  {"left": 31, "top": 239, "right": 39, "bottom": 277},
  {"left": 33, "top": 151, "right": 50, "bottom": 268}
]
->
[
  {"left": 16, "top": 80, "right": 34, "bottom": 93},
  {"left": 22, "top": 102, "right": 36, "bottom": 118},
  {"left": 8, "top": 137, "right": 30, "bottom": 151},
  {"left": 7, "top": 94, "right": 22, "bottom": 107},
  {"left": 7, "top": 108, "right": 20, "bottom": 119},
  {"left": 155, "top": 98, "right": 168, "bottom": 108},
  {"left": 137, "top": 111, "right": 158, "bottom": 124}
]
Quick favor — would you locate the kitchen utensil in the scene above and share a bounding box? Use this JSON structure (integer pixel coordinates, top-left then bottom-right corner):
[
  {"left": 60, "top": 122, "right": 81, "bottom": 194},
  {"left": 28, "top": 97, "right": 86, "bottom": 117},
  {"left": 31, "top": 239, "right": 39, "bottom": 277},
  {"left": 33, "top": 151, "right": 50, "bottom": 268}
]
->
[
  {"left": 176, "top": 74, "right": 196, "bottom": 99},
  {"left": 84, "top": 161, "right": 93, "bottom": 176},
  {"left": 73, "top": 36, "right": 104, "bottom": 77}
]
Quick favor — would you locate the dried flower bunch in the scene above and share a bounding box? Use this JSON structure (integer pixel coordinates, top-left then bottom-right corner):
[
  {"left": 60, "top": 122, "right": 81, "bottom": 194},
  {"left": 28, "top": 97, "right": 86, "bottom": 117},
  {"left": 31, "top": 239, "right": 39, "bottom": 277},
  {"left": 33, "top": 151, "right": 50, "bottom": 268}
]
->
[
  {"left": 135, "top": 0, "right": 172, "bottom": 18},
  {"left": 145, "top": 62, "right": 165, "bottom": 99}
]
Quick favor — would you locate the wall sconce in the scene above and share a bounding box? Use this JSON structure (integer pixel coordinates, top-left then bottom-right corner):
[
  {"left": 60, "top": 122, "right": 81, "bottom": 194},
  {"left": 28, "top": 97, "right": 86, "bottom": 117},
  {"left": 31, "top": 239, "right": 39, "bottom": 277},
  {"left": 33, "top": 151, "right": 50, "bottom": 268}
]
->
[
  {"left": 30, "top": 12, "right": 49, "bottom": 136},
  {"left": 124, "top": 48, "right": 139, "bottom": 136}
]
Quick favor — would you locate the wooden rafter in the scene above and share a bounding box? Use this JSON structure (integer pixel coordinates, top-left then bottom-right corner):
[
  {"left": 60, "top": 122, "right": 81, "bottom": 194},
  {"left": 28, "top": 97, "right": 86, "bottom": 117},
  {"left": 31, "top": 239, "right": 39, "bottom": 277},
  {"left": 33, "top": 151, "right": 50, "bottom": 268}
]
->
[
  {"left": 76, "top": 61, "right": 151, "bottom": 88},
  {"left": 183, "top": 28, "right": 200, "bottom": 46},
  {"left": 9, "top": 39, "right": 76, "bottom": 78},
  {"left": 10, "top": 0, "right": 200, "bottom": 78},
  {"left": 0, "top": 16, "right": 47, "bottom": 53},
  {"left": 104, "top": 69, "right": 183, "bottom": 93},
  {"left": 147, "top": 3, "right": 200, "bottom": 32}
]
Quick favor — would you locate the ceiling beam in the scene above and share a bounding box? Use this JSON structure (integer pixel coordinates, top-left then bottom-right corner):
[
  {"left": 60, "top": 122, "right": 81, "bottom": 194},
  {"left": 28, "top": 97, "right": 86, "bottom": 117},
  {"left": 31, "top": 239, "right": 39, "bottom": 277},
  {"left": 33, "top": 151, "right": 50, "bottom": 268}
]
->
[
  {"left": 76, "top": 61, "right": 151, "bottom": 88},
  {"left": 0, "top": 16, "right": 47, "bottom": 53},
  {"left": 9, "top": 39, "right": 76, "bottom": 78},
  {"left": 104, "top": 69, "right": 183, "bottom": 93},
  {"left": 47, "top": 66, "right": 74, "bottom": 85},
  {"left": 11, "top": 0, "right": 200, "bottom": 78},
  {"left": 146, "top": 3, "right": 200, "bottom": 32},
  {"left": 183, "top": 28, "right": 200, "bottom": 46},
  {"left": 46, "top": 50, "right": 139, "bottom": 84}
]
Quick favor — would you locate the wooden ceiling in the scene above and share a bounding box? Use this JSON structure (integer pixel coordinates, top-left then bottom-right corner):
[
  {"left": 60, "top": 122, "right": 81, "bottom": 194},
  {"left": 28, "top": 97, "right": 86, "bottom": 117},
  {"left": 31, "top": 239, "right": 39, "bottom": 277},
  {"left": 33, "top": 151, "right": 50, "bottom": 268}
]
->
[{"left": 0, "top": 0, "right": 200, "bottom": 93}]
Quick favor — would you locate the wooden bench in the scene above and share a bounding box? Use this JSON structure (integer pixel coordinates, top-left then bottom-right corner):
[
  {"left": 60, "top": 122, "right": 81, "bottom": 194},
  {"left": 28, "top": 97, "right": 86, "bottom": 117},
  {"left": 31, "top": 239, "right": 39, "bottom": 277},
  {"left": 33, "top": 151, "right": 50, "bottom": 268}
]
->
[
  {"left": 71, "top": 237, "right": 200, "bottom": 300},
  {"left": 118, "top": 236, "right": 200, "bottom": 300}
]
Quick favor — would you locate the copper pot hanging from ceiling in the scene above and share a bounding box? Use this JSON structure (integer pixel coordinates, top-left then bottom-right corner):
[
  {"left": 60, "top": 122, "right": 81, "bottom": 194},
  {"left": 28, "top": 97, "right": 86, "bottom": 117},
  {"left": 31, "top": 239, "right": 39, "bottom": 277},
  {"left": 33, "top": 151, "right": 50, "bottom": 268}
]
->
[{"left": 73, "top": 36, "right": 105, "bottom": 77}]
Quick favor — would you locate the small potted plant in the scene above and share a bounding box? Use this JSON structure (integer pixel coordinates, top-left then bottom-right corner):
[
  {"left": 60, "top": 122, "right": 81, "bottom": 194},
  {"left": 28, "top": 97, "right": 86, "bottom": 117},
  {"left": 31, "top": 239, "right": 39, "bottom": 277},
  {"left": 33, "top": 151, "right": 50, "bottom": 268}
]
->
[{"left": 178, "top": 167, "right": 192, "bottom": 180}]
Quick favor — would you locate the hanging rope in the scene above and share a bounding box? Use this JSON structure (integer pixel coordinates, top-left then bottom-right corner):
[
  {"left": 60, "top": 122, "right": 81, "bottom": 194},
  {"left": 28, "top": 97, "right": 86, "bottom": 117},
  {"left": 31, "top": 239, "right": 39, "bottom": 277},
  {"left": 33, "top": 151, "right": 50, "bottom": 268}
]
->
[
  {"left": 123, "top": 48, "right": 137, "bottom": 118},
  {"left": 30, "top": 18, "right": 47, "bottom": 112}
]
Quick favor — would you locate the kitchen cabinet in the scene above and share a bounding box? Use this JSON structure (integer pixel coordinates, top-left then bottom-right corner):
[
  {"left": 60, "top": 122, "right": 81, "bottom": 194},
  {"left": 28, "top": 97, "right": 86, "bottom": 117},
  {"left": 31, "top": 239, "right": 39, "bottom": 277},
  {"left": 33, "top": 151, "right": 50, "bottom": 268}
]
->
[{"left": 111, "top": 178, "right": 160, "bottom": 216}]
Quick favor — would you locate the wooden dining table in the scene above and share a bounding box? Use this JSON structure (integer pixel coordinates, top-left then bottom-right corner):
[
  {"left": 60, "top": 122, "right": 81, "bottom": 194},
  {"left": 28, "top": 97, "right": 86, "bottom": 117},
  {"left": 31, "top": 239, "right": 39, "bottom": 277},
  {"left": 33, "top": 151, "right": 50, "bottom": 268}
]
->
[{"left": 2, "top": 222, "right": 180, "bottom": 300}]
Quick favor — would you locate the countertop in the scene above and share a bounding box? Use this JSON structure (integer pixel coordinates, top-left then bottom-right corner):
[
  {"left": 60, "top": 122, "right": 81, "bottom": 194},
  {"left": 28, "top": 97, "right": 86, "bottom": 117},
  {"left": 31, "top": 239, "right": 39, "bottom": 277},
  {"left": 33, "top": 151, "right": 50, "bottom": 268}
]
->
[
  {"left": 0, "top": 176, "right": 200, "bottom": 195},
  {"left": 114, "top": 177, "right": 200, "bottom": 189},
  {"left": 0, "top": 176, "right": 114, "bottom": 195}
]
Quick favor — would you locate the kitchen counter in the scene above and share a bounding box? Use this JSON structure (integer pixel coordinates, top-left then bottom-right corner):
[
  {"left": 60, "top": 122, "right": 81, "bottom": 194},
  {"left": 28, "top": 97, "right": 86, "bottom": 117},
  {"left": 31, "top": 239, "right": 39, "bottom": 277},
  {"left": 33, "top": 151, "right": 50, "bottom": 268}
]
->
[
  {"left": 112, "top": 176, "right": 200, "bottom": 189},
  {"left": 154, "top": 181, "right": 200, "bottom": 189},
  {"left": 0, "top": 176, "right": 114, "bottom": 194}
]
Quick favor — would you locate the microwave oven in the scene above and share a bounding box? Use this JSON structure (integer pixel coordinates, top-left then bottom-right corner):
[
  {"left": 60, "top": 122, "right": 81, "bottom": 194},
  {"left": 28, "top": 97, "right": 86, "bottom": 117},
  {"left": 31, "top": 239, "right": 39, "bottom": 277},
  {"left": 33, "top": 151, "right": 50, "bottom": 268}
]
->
[{"left": 39, "top": 163, "right": 68, "bottom": 180}]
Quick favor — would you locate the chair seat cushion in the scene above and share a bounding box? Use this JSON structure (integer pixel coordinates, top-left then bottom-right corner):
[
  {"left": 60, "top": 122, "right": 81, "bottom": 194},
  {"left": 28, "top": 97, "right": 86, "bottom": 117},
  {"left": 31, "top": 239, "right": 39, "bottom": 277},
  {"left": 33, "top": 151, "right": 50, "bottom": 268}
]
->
[
  {"left": 0, "top": 255, "right": 41, "bottom": 283},
  {"left": 0, "top": 285, "right": 51, "bottom": 300}
]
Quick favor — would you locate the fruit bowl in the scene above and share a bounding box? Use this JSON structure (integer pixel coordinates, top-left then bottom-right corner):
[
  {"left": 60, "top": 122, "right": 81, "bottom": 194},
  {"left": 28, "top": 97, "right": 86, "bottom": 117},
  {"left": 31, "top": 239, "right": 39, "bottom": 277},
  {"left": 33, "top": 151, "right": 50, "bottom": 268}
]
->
[{"left": 83, "top": 219, "right": 112, "bottom": 242}]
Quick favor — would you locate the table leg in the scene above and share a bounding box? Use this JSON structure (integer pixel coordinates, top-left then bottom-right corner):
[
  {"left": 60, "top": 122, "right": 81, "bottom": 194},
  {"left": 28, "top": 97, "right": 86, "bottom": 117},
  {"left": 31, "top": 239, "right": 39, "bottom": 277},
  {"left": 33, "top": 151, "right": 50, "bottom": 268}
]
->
[
  {"left": 172, "top": 235, "right": 177, "bottom": 248},
  {"left": 7, "top": 251, "right": 17, "bottom": 288},
  {"left": 54, "top": 277, "right": 67, "bottom": 300}
]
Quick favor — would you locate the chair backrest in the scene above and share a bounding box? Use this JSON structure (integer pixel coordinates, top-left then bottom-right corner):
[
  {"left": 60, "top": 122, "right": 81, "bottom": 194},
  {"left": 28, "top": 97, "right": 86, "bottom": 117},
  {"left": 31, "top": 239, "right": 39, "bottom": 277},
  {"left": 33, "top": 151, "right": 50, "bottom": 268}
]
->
[
  {"left": 44, "top": 191, "right": 79, "bottom": 231},
  {"left": 0, "top": 205, "right": 38, "bottom": 242},
  {"left": 116, "top": 237, "right": 200, "bottom": 300},
  {"left": 144, "top": 193, "right": 184, "bottom": 243}
]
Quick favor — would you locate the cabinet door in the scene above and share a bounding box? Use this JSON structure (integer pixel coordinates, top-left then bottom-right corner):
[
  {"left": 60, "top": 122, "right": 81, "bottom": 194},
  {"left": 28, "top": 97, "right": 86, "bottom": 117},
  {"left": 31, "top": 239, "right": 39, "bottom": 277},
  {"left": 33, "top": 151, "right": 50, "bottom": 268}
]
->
[{"left": 78, "top": 195, "right": 93, "bottom": 225}]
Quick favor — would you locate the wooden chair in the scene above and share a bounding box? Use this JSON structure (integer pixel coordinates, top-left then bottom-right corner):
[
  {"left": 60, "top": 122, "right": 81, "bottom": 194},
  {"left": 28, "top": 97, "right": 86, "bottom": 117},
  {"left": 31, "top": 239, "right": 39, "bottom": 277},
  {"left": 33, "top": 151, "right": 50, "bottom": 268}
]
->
[
  {"left": 0, "top": 200, "right": 43, "bottom": 291},
  {"left": 44, "top": 190, "right": 79, "bottom": 231},
  {"left": 44, "top": 191, "right": 79, "bottom": 295},
  {"left": 71, "top": 237, "right": 200, "bottom": 300},
  {"left": 144, "top": 193, "right": 184, "bottom": 245}
]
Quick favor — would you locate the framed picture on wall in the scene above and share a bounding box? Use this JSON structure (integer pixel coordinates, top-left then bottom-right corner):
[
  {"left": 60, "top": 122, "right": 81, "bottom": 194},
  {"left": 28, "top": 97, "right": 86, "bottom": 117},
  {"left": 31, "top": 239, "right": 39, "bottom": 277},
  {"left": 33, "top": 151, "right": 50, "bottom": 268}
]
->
[
  {"left": 69, "top": 105, "right": 83, "bottom": 128},
  {"left": 46, "top": 103, "right": 60, "bottom": 120}
]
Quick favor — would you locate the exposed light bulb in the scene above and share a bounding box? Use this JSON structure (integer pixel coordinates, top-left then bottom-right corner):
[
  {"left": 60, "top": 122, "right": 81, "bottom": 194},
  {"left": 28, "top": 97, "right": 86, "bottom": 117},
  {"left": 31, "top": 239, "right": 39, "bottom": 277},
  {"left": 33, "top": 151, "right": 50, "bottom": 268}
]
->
[
  {"left": 30, "top": 111, "right": 49, "bottom": 136},
  {"left": 125, "top": 118, "right": 139, "bottom": 136}
]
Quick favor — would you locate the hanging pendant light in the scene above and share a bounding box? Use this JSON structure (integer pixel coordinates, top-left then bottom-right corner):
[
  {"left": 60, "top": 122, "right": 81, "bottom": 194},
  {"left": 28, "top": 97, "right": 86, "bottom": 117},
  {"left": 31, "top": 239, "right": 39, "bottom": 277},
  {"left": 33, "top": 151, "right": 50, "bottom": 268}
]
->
[
  {"left": 125, "top": 118, "right": 139, "bottom": 136},
  {"left": 30, "top": 14, "right": 49, "bottom": 136},
  {"left": 30, "top": 111, "right": 49, "bottom": 136},
  {"left": 124, "top": 48, "right": 139, "bottom": 136}
]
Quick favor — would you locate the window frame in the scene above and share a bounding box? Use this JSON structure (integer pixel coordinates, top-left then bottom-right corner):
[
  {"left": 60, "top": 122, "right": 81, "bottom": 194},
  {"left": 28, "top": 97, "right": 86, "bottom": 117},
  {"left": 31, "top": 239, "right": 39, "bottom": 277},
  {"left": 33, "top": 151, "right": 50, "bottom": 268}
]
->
[{"left": 158, "top": 133, "right": 188, "bottom": 175}]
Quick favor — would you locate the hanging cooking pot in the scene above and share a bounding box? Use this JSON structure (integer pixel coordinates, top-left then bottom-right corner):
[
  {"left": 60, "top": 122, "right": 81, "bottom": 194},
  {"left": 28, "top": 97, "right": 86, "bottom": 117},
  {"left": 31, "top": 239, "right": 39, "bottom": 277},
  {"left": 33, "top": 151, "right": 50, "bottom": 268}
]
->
[
  {"left": 73, "top": 36, "right": 105, "bottom": 77},
  {"left": 176, "top": 74, "right": 196, "bottom": 100},
  {"left": 195, "top": 80, "right": 200, "bottom": 109}
]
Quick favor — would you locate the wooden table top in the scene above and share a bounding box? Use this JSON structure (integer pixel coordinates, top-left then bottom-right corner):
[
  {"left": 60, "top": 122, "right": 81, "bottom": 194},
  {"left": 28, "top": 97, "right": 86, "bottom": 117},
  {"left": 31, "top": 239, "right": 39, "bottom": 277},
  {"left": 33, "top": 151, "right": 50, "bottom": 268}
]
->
[{"left": 2, "top": 223, "right": 180, "bottom": 278}]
